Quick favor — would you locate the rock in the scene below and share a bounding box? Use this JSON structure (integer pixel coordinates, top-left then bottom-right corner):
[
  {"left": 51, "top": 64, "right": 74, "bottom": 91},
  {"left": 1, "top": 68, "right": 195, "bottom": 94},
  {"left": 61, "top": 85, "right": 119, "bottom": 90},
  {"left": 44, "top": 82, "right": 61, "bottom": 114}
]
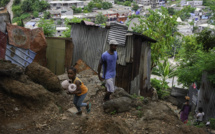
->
[
  {"left": 103, "top": 97, "right": 133, "bottom": 113},
  {"left": 152, "top": 88, "right": 158, "bottom": 101},
  {"left": 0, "top": 77, "right": 54, "bottom": 105},
  {"left": 166, "top": 96, "right": 179, "bottom": 106},
  {"left": 112, "top": 87, "right": 133, "bottom": 99},
  {"left": 25, "top": 62, "right": 62, "bottom": 92},
  {"left": 0, "top": 60, "right": 24, "bottom": 78}
]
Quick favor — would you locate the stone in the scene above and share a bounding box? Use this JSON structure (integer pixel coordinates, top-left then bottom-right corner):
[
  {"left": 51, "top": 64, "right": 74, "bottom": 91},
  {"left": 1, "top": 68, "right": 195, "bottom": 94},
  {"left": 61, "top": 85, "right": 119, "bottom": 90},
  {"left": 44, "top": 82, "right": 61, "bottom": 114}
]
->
[
  {"left": 112, "top": 87, "right": 133, "bottom": 99},
  {"left": 84, "top": 84, "right": 100, "bottom": 102},
  {"left": 152, "top": 88, "right": 158, "bottom": 101},
  {"left": 25, "top": 62, "right": 62, "bottom": 92},
  {"left": 103, "top": 97, "right": 133, "bottom": 113}
]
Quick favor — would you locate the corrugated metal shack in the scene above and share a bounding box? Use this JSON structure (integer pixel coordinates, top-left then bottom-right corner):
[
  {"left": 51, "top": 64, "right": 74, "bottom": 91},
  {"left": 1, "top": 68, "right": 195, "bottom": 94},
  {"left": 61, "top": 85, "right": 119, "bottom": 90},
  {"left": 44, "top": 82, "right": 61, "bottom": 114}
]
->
[
  {"left": 46, "top": 37, "right": 74, "bottom": 75},
  {"left": 69, "top": 21, "right": 157, "bottom": 96},
  {"left": 197, "top": 72, "right": 215, "bottom": 121}
]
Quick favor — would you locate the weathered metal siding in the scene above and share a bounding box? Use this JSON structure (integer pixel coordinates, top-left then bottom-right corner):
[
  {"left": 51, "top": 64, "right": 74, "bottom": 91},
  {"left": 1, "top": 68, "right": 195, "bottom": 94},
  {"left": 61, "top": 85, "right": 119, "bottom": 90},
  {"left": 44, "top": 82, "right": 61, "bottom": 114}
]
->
[
  {"left": 0, "top": 10, "right": 10, "bottom": 33},
  {"left": 71, "top": 24, "right": 108, "bottom": 71},
  {"left": 7, "top": 24, "right": 31, "bottom": 49},
  {"left": 46, "top": 39, "right": 66, "bottom": 75},
  {"left": 107, "top": 22, "right": 127, "bottom": 46},
  {"left": 197, "top": 72, "right": 215, "bottom": 120},
  {"left": 5, "top": 44, "right": 36, "bottom": 68},
  {"left": 0, "top": 31, "right": 7, "bottom": 59}
]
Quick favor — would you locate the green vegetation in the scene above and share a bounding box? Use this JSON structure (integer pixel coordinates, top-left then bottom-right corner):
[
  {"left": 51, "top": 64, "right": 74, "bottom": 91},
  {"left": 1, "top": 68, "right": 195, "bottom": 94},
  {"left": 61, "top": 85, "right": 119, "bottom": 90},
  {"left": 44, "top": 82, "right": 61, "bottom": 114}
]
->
[
  {"left": 178, "top": 6, "right": 196, "bottom": 21},
  {"left": 110, "top": 110, "right": 117, "bottom": 115},
  {"left": 12, "top": 0, "right": 50, "bottom": 26},
  {"left": 151, "top": 78, "right": 170, "bottom": 99},
  {"left": 62, "top": 17, "right": 91, "bottom": 37},
  {"left": 95, "top": 12, "right": 108, "bottom": 24},
  {"left": 132, "top": 7, "right": 178, "bottom": 70},
  {"left": 81, "top": 0, "right": 112, "bottom": 13},
  {"left": 209, "top": 118, "right": 215, "bottom": 129},
  {"left": 132, "top": 2, "right": 139, "bottom": 11},
  {"left": 0, "top": 0, "right": 10, "bottom": 7},
  {"left": 176, "top": 29, "right": 215, "bottom": 87},
  {"left": 38, "top": 18, "right": 56, "bottom": 37}
]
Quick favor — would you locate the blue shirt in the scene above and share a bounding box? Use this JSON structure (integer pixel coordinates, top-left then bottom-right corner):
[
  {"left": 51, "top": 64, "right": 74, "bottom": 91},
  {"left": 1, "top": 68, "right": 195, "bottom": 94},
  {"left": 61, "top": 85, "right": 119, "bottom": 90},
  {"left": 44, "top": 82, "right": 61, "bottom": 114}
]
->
[{"left": 100, "top": 51, "right": 117, "bottom": 79}]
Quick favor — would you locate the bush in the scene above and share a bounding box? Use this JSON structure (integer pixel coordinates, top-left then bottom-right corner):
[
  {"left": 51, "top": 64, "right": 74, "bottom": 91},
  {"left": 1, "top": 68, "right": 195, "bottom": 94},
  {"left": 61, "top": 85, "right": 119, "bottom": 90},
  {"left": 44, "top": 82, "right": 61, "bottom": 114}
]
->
[
  {"left": 12, "top": 5, "right": 22, "bottom": 17},
  {"left": 210, "top": 118, "right": 215, "bottom": 129},
  {"left": 20, "top": 13, "right": 31, "bottom": 20},
  {"left": 151, "top": 78, "right": 170, "bottom": 99},
  {"left": 33, "top": 11, "right": 39, "bottom": 18},
  {"left": 0, "top": 0, "right": 10, "bottom": 7}
]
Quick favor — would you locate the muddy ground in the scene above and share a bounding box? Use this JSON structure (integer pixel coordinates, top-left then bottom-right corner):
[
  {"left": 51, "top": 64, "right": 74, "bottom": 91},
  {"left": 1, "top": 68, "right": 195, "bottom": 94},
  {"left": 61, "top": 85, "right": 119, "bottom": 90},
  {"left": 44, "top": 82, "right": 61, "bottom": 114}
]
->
[{"left": 0, "top": 68, "right": 209, "bottom": 134}]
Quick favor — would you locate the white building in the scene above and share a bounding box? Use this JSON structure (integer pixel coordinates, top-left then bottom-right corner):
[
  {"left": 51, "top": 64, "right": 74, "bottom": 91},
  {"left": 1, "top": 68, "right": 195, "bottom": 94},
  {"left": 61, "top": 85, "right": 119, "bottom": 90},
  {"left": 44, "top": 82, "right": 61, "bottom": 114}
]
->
[
  {"left": 49, "top": 1, "right": 84, "bottom": 10},
  {"left": 56, "top": 27, "right": 69, "bottom": 37}
]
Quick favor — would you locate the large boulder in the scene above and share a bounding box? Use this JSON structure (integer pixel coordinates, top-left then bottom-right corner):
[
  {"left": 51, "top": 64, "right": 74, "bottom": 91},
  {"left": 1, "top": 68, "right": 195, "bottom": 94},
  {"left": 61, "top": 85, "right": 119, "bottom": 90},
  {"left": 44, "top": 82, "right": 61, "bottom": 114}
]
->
[
  {"left": 84, "top": 84, "right": 100, "bottom": 102},
  {"left": 0, "top": 60, "right": 24, "bottom": 78},
  {"left": 103, "top": 97, "right": 133, "bottom": 113},
  {"left": 25, "top": 62, "right": 62, "bottom": 92},
  {"left": 0, "top": 77, "right": 54, "bottom": 105}
]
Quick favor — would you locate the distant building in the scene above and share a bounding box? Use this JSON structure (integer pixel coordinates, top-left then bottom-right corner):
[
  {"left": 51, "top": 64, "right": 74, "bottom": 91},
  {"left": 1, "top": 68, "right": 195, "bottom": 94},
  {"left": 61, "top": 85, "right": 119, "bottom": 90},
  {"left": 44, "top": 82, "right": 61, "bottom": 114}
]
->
[
  {"left": 49, "top": 1, "right": 84, "bottom": 10},
  {"left": 56, "top": 27, "right": 69, "bottom": 37},
  {"left": 25, "top": 22, "right": 37, "bottom": 29},
  {"left": 177, "top": 22, "right": 193, "bottom": 36}
]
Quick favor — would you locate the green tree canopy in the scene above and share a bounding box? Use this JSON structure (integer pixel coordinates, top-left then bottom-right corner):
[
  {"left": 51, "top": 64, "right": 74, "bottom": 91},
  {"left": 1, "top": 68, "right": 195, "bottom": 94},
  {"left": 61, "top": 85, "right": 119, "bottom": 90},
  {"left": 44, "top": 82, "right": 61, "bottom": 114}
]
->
[
  {"left": 132, "top": 2, "right": 139, "bottom": 11},
  {"left": 95, "top": 12, "right": 108, "bottom": 24},
  {"left": 0, "top": 0, "right": 10, "bottom": 7},
  {"left": 132, "top": 7, "right": 178, "bottom": 69},
  {"left": 38, "top": 18, "right": 56, "bottom": 37}
]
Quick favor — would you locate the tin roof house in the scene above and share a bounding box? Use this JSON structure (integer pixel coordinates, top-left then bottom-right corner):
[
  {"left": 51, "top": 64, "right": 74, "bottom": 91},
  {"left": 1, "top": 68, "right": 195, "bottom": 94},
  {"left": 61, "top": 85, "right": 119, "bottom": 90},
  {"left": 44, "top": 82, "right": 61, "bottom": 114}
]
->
[{"left": 69, "top": 21, "right": 156, "bottom": 96}]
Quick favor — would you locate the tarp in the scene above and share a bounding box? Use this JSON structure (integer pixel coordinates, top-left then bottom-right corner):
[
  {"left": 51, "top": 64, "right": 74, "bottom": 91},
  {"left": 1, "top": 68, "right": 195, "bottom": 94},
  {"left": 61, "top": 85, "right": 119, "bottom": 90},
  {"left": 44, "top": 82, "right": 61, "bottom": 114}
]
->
[
  {"left": 7, "top": 23, "right": 31, "bottom": 49},
  {"left": 0, "top": 31, "right": 7, "bottom": 59}
]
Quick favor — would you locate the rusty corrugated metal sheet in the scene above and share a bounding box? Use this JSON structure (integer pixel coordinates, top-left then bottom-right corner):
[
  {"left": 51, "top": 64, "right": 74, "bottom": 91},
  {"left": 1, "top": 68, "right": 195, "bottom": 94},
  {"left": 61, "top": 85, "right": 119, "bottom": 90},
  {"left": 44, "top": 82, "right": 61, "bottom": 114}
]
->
[
  {"left": 7, "top": 23, "right": 31, "bottom": 49},
  {"left": 74, "top": 59, "right": 97, "bottom": 74},
  {"left": 0, "top": 31, "right": 7, "bottom": 59},
  {"left": 5, "top": 44, "right": 36, "bottom": 68},
  {"left": 30, "top": 28, "right": 47, "bottom": 66}
]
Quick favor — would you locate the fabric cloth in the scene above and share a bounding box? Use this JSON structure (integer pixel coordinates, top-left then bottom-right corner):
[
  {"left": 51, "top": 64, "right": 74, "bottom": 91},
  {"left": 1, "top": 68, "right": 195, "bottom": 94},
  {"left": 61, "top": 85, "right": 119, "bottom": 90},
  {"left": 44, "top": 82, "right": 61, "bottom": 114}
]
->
[
  {"left": 105, "top": 78, "right": 115, "bottom": 93},
  {"left": 72, "top": 77, "right": 88, "bottom": 96},
  {"left": 180, "top": 104, "right": 191, "bottom": 122},
  {"left": 100, "top": 51, "right": 118, "bottom": 80},
  {"left": 197, "top": 112, "right": 204, "bottom": 121},
  {"left": 73, "top": 93, "right": 87, "bottom": 112}
]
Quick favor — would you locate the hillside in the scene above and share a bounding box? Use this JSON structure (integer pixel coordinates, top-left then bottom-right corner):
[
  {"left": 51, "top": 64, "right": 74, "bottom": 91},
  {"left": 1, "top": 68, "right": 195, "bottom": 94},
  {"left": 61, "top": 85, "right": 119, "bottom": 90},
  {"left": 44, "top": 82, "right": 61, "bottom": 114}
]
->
[{"left": 0, "top": 61, "right": 209, "bottom": 134}]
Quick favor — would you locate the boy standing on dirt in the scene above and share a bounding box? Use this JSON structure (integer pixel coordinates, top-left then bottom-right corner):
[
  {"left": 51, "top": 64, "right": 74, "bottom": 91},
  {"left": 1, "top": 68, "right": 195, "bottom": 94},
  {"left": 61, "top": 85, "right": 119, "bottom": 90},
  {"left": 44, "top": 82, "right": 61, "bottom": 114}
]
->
[
  {"left": 196, "top": 107, "right": 204, "bottom": 125},
  {"left": 66, "top": 67, "right": 91, "bottom": 115},
  {"left": 97, "top": 40, "right": 118, "bottom": 102}
]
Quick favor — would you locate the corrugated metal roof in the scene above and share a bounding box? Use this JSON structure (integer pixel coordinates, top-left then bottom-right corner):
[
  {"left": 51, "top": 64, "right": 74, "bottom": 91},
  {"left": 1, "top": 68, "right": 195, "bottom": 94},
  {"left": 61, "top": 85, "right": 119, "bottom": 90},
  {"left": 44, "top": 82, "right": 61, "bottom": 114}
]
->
[
  {"left": 107, "top": 22, "right": 128, "bottom": 46},
  {"left": 5, "top": 44, "right": 36, "bottom": 68},
  {"left": 127, "top": 31, "right": 157, "bottom": 43}
]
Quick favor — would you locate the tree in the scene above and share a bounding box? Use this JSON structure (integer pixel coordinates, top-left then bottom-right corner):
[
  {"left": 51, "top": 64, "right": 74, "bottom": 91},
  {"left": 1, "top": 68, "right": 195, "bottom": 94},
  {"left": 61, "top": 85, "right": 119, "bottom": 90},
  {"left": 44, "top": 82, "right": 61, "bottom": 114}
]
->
[
  {"left": 43, "top": 11, "right": 51, "bottom": 19},
  {"left": 95, "top": 3, "right": 102, "bottom": 9},
  {"left": 12, "top": 5, "right": 22, "bottom": 17},
  {"left": 33, "top": 11, "right": 39, "bottom": 18},
  {"left": 167, "top": 7, "right": 175, "bottom": 15},
  {"left": 95, "top": 12, "right": 108, "bottom": 24},
  {"left": 38, "top": 18, "right": 56, "bottom": 37},
  {"left": 72, "top": 6, "right": 82, "bottom": 13},
  {"left": 13, "top": 0, "right": 21, "bottom": 5},
  {"left": 152, "top": 59, "right": 175, "bottom": 90},
  {"left": 102, "top": 2, "right": 112, "bottom": 9},
  {"left": 132, "top": 7, "right": 178, "bottom": 70},
  {"left": 88, "top": 2, "right": 94, "bottom": 12},
  {"left": 21, "top": 0, "right": 33, "bottom": 12},
  {"left": 124, "top": 1, "right": 131, "bottom": 6},
  {"left": 0, "top": 0, "right": 10, "bottom": 7},
  {"left": 132, "top": 2, "right": 139, "bottom": 11}
]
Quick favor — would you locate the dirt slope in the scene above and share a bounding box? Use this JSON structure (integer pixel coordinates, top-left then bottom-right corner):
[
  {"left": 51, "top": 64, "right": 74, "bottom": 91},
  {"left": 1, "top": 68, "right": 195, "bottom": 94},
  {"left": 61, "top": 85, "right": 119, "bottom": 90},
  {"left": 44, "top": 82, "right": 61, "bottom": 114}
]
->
[{"left": 0, "top": 67, "right": 208, "bottom": 134}]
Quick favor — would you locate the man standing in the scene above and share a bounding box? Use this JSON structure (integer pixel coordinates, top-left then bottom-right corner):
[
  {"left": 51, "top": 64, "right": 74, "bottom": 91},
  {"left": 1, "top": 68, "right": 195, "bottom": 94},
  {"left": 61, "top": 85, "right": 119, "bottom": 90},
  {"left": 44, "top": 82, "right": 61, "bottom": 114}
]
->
[{"left": 97, "top": 40, "right": 118, "bottom": 102}]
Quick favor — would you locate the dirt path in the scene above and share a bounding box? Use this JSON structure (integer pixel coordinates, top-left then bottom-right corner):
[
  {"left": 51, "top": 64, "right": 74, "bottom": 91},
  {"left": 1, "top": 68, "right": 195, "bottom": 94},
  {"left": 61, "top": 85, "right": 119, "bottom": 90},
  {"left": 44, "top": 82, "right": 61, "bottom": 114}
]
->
[{"left": 6, "top": 0, "right": 14, "bottom": 21}]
